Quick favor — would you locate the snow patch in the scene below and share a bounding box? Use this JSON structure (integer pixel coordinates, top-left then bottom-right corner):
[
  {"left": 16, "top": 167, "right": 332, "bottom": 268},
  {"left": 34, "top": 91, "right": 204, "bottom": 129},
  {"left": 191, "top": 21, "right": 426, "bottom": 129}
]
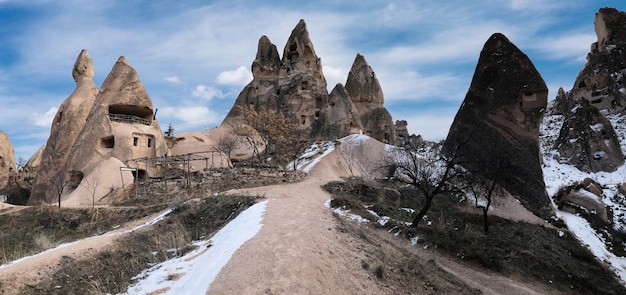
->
[{"left": 122, "top": 200, "right": 268, "bottom": 295}]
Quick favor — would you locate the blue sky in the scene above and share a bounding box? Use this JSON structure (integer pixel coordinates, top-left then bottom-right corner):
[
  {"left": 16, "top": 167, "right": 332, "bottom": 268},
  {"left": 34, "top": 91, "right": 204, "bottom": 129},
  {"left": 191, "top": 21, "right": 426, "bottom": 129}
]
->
[{"left": 1, "top": 0, "right": 625, "bottom": 160}]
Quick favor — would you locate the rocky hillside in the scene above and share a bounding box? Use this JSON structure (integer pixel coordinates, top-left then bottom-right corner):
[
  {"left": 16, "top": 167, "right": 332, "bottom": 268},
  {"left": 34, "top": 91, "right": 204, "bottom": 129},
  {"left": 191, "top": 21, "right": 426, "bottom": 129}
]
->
[{"left": 540, "top": 7, "right": 626, "bottom": 283}]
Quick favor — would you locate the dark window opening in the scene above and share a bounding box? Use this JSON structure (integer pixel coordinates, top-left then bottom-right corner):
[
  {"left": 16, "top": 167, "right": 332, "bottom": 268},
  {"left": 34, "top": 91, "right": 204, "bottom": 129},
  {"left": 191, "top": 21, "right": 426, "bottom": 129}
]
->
[
  {"left": 133, "top": 137, "right": 138, "bottom": 146},
  {"left": 578, "top": 80, "right": 587, "bottom": 88},
  {"left": 300, "top": 115, "right": 306, "bottom": 125},
  {"left": 147, "top": 138, "right": 152, "bottom": 147},
  {"left": 524, "top": 91, "right": 534, "bottom": 96},
  {"left": 132, "top": 169, "right": 147, "bottom": 181},
  {"left": 591, "top": 98, "right": 603, "bottom": 104},
  {"left": 99, "top": 136, "right": 115, "bottom": 148}
]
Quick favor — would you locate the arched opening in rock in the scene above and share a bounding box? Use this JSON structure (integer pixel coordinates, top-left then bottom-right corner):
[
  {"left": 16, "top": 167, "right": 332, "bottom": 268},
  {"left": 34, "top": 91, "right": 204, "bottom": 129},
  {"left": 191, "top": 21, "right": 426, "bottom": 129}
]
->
[
  {"left": 99, "top": 136, "right": 115, "bottom": 149},
  {"left": 108, "top": 104, "right": 153, "bottom": 125}
]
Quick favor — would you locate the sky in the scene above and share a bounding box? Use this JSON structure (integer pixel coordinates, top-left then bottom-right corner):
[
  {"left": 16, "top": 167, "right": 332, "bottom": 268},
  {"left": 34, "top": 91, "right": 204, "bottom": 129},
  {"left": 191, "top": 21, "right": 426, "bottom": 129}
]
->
[{"left": 1, "top": 0, "right": 625, "bottom": 160}]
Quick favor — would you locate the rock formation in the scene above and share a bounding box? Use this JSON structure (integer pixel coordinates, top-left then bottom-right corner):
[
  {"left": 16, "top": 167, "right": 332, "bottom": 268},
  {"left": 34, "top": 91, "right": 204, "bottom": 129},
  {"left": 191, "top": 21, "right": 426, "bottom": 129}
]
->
[
  {"left": 445, "top": 33, "right": 551, "bottom": 218},
  {"left": 29, "top": 56, "right": 168, "bottom": 205},
  {"left": 0, "top": 131, "right": 16, "bottom": 189},
  {"left": 0, "top": 131, "right": 28, "bottom": 204},
  {"left": 29, "top": 50, "right": 99, "bottom": 204},
  {"left": 555, "top": 178, "right": 609, "bottom": 224},
  {"left": 549, "top": 7, "right": 626, "bottom": 173},
  {"left": 567, "top": 8, "right": 626, "bottom": 111},
  {"left": 344, "top": 54, "right": 396, "bottom": 143},
  {"left": 554, "top": 99, "right": 624, "bottom": 172},
  {"left": 221, "top": 19, "right": 399, "bottom": 145}
]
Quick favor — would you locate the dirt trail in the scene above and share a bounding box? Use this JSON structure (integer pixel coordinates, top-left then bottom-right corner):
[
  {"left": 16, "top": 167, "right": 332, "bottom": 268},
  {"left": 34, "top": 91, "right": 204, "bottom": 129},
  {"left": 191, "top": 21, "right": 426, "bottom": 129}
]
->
[{"left": 208, "top": 149, "right": 564, "bottom": 295}]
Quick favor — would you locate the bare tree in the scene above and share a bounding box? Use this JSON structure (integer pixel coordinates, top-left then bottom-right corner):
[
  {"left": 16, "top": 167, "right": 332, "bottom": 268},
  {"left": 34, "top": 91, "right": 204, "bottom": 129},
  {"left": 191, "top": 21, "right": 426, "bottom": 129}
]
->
[
  {"left": 233, "top": 105, "right": 303, "bottom": 166},
  {"left": 338, "top": 142, "right": 357, "bottom": 177},
  {"left": 389, "top": 139, "right": 462, "bottom": 227},
  {"left": 463, "top": 172, "right": 504, "bottom": 233},
  {"left": 216, "top": 133, "right": 240, "bottom": 160},
  {"left": 80, "top": 169, "right": 102, "bottom": 210},
  {"left": 461, "top": 157, "right": 509, "bottom": 233},
  {"left": 15, "top": 156, "right": 26, "bottom": 172},
  {"left": 48, "top": 177, "right": 69, "bottom": 207}
]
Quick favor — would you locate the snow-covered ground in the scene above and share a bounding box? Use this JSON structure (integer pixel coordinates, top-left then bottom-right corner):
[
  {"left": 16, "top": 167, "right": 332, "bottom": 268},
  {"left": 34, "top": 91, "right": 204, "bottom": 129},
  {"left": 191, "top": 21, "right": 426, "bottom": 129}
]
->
[
  {"left": 122, "top": 200, "right": 268, "bottom": 294},
  {"left": 288, "top": 140, "right": 336, "bottom": 173},
  {"left": 540, "top": 110, "right": 626, "bottom": 282}
]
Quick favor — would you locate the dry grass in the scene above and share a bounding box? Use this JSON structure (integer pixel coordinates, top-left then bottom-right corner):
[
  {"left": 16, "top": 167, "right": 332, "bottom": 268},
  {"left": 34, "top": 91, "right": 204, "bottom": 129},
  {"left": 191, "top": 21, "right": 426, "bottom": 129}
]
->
[
  {"left": 0, "top": 205, "right": 168, "bottom": 265},
  {"left": 18, "top": 194, "right": 258, "bottom": 295},
  {"left": 323, "top": 177, "right": 626, "bottom": 295}
]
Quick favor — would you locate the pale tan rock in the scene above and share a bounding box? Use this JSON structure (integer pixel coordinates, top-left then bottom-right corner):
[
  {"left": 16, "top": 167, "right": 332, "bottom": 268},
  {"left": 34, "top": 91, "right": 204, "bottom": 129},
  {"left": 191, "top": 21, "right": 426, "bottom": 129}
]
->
[
  {"left": 24, "top": 145, "right": 44, "bottom": 171},
  {"left": 57, "top": 56, "right": 168, "bottom": 205},
  {"left": 29, "top": 50, "right": 99, "bottom": 204},
  {"left": 0, "top": 131, "right": 16, "bottom": 189}
]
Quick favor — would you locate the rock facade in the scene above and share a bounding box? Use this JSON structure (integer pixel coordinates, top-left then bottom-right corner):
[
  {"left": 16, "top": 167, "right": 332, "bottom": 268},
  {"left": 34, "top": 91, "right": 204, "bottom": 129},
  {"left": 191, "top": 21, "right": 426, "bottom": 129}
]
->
[
  {"left": 29, "top": 50, "right": 99, "bottom": 204},
  {"left": 549, "top": 7, "right": 626, "bottom": 173},
  {"left": 445, "top": 33, "right": 551, "bottom": 218},
  {"left": 28, "top": 56, "right": 169, "bottom": 205},
  {"left": 554, "top": 99, "right": 624, "bottom": 172},
  {"left": 221, "top": 20, "right": 399, "bottom": 144}
]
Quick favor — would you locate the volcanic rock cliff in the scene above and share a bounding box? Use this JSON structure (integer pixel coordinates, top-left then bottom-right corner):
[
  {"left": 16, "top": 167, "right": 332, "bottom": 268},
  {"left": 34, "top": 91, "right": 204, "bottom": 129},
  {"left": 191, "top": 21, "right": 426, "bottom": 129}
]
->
[
  {"left": 550, "top": 7, "right": 626, "bottom": 173},
  {"left": 445, "top": 33, "right": 551, "bottom": 218},
  {"left": 221, "top": 19, "right": 399, "bottom": 144},
  {"left": 29, "top": 50, "right": 99, "bottom": 204}
]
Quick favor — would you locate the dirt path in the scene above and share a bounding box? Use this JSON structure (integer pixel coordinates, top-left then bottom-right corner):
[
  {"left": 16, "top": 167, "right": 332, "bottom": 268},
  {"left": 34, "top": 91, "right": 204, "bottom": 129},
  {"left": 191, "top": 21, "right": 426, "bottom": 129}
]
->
[{"left": 208, "top": 149, "right": 564, "bottom": 295}]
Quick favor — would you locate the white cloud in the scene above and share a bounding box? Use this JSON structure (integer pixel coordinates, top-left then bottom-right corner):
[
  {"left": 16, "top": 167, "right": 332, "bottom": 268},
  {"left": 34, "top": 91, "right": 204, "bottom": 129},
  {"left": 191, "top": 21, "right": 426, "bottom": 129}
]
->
[
  {"left": 192, "top": 85, "right": 225, "bottom": 100},
  {"left": 531, "top": 33, "right": 596, "bottom": 62},
  {"left": 32, "top": 107, "right": 58, "bottom": 127},
  {"left": 322, "top": 65, "right": 348, "bottom": 90},
  {"left": 402, "top": 111, "right": 456, "bottom": 141},
  {"left": 159, "top": 106, "right": 220, "bottom": 127},
  {"left": 377, "top": 69, "right": 465, "bottom": 102},
  {"left": 216, "top": 66, "right": 253, "bottom": 86},
  {"left": 163, "top": 76, "right": 182, "bottom": 84}
]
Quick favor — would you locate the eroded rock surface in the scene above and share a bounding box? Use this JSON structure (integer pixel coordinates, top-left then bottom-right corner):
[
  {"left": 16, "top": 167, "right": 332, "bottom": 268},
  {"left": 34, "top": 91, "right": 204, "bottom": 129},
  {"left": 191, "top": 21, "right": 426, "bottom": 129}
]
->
[
  {"left": 549, "top": 8, "right": 626, "bottom": 173},
  {"left": 222, "top": 20, "right": 399, "bottom": 144},
  {"left": 446, "top": 33, "right": 551, "bottom": 218},
  {"left": 29, "top": 50, "right": 98, "bottom": 204},
  {"left": 32, "top": 56, "right": 168, "bottom": 205}
]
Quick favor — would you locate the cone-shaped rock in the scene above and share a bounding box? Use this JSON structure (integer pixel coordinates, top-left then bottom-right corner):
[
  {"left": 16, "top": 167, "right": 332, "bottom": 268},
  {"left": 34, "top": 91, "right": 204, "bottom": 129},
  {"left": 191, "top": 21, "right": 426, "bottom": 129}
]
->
[
  {"left": 445, "top": 33, "right": 551, "bottom": 218},
  {"left": 252, "top": 35, "right": 281, "bottom": 79},
  {"left": 280, "top": 19, "right": 326, "bottom": 85},
  {"left": 345, "top": 54, "right": 396, "bottom": 144},
  {"left": 221, "top": 20, "right": 401, "bottom": 145},
  {"left": 29, "top": 50, "right": 99, "bottom": 204},
  {"left": 554, "top": 99, "right": 624, "bottom": 172},
  {"left": 310, "top": 84, "right": 363, "bottom": 138},
  {"left": 51, "top": 56, "right": 168, "bottom": 205},
  {"left": 222, "top": 21, "right": 331, "bottom": 139},
  {"left": 345, "top": 54, "right": 384, "bottom": 111}
]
